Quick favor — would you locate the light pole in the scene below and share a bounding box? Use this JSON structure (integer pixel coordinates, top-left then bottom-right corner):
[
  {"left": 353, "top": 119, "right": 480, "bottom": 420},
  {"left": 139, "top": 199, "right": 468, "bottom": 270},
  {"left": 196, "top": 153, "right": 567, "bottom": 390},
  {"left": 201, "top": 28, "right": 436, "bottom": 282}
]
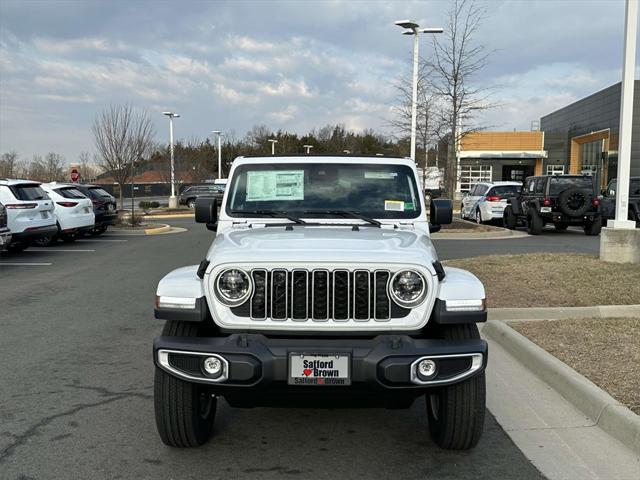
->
[
  {"left": 212, "top": 130, "right": 223, "bottom": 180},
  {"left": 162, "top": 111, "right": 180, "bottom": 208},
  {"left": 395, "top": 20, "right": 443, "bottom": 162},
  {"left": 303, "top": 145, "right": 313, "bottom": 154},
  {"left": 268, "top": 139, "right": 278, "bottom": 155},
  {"left": 343, "top": 149, "right": 351, "bottom": 155}
]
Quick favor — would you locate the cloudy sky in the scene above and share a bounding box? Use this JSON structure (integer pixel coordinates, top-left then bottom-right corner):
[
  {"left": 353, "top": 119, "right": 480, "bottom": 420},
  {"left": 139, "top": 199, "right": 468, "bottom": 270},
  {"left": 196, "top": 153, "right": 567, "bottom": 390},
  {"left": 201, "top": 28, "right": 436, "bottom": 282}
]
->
[{"left": 0, "top": 0, "right": 636, "bottom": 163}]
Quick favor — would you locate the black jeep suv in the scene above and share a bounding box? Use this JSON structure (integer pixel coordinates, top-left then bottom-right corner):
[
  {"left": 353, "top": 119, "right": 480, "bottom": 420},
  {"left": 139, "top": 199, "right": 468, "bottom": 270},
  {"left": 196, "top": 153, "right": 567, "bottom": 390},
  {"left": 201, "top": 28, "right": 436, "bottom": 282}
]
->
[
  {"left": 600, "top": 176, "right": 640, "bottom": 227},
  {"left": 74, "top": 184, "right": 118, "bottom": 235},
  {"left": 504, "top": 175, "right": 602, "bottom": 235},
  {"left": 179, "top": 184, "right": 225, "bottom": 209}
]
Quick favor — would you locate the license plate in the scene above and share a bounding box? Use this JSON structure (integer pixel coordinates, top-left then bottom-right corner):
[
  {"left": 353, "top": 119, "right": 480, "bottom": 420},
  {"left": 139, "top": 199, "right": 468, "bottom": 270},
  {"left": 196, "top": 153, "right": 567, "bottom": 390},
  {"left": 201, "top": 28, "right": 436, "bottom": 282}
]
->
[
  {"left": 540, "top": 207, "right": 552, "bottom": 213},
  {"left": 288, "top": 353, "right": 351, "bottom": 386}
]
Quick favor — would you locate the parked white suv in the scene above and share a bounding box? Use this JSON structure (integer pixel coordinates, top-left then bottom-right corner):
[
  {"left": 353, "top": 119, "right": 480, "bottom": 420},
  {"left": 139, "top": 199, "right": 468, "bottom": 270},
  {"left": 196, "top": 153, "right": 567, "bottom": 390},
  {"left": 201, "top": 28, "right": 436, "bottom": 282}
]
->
[
  {"left": 460, "top": 181, "right": 522, "bottom": 224},
  {"left": 38, "top": 183, "right": 95, "bottom": 245},
  {"left": 0, "top": 179, "right": 57, "bottom": 252},
  {"left": 152, "top": 156, "right": 488, "bottom": 451}
]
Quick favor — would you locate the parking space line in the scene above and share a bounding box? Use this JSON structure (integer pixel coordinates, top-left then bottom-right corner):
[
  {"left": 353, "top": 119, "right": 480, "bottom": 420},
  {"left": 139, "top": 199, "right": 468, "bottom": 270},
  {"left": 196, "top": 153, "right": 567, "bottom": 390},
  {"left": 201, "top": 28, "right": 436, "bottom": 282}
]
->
[
  {"left": 0, "top": 262, "right": 53, "bottom": 266},
  {"left": 27, "top": 249, "right": 96, "bottom": 252}
]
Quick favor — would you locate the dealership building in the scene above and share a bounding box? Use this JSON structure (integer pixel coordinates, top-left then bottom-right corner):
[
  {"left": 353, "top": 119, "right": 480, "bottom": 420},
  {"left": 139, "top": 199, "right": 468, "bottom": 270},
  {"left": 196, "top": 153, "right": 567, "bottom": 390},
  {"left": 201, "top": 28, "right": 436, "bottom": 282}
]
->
[
  {"left": 540, "top": 81, "right": 640, "bottom": 189},
  {"left": 454, "top": 81, "right": 639, "bottom": 193}
]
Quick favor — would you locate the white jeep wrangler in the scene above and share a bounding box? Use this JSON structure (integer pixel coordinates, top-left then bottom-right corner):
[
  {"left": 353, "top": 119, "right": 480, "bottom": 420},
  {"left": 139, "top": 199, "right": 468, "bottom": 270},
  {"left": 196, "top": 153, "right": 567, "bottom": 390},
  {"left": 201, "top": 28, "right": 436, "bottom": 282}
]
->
[{"left": 153, "top": 155, "right": 488, "bottom": 450}]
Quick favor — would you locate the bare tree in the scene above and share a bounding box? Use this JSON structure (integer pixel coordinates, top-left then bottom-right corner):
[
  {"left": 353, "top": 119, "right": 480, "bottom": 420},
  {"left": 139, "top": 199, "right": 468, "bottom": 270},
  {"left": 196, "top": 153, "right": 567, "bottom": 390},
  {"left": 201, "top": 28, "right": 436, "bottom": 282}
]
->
[
  {"left": 44, "top": 152, "right": 66, "bottom": 182},
  {"left": 429, "top": 0, "right": 496, "bottom": 198},
  {"left": 92, "top": 104, "right": 156, "bottom": 206},
  {"left": 0, "top": 151, "right": 19, "bottom": 178},
  {"left": 77, "top": 151, "right": 98, "bottom": 183},
  {"left": 389, "top": 64, "right": 444, "bottom": 170}
]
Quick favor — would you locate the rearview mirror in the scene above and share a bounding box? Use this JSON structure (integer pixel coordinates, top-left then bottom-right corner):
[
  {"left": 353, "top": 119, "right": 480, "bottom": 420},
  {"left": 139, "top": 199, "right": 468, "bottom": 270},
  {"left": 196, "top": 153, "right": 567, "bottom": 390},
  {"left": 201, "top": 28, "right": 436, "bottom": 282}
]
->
[
  {"left": 195, "top": 197, "right": 218, "bottom": 231},
  {"left": 430, "top": 198, "right": 453, "bottom": 226}
]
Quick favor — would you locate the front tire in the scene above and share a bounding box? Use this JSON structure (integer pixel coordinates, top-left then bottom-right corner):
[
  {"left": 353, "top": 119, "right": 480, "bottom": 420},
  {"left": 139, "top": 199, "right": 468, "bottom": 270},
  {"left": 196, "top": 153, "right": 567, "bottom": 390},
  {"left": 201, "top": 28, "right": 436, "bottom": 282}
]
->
[
  {"left": 475, "top": 209, "right": 483, "bottom": 224},
  {"left": 426, "top": 324, "right": 486, "bottom": 450},
  {"left": 154, "top": 321, "right": 217, "bottom": 447},
  {"left": 187, "top": 199, "right": 196, "bottom": 209}
]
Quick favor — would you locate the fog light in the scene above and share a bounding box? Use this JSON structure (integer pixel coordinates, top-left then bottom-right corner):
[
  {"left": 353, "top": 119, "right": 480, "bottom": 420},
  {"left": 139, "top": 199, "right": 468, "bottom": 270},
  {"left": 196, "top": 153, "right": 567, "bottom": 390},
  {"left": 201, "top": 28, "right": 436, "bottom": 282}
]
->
[
  {"left": 417, "top": 359, "right": 438, "bottom": 380},
  {"left": 202, "top": 356, "right": 223, "bottom": 378}
]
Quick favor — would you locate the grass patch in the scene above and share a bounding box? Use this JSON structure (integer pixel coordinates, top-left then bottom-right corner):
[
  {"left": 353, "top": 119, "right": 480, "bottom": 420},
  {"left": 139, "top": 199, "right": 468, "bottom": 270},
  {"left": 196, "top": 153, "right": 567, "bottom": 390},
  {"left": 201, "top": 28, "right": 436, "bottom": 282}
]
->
[
  {"left": 510, "top": 318, "right": 640, "bottom": 415},
  {"left": 445, "top": 253, "right": 640, "bottom": 308}
]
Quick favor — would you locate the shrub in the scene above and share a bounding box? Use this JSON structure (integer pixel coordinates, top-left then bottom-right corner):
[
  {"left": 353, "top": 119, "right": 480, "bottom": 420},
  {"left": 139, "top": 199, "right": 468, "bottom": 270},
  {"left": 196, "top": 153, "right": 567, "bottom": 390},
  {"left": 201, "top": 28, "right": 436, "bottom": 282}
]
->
[{"left": 139, "top": 201, "right": 160, "bottom": 213}]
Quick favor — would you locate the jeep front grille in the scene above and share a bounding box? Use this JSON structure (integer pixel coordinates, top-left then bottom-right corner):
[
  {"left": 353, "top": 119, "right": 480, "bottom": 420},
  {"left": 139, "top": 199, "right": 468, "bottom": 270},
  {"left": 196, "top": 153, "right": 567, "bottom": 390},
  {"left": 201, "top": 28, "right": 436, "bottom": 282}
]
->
[{"left": 236, "top": 269, "right": 401, "bottom": 322}]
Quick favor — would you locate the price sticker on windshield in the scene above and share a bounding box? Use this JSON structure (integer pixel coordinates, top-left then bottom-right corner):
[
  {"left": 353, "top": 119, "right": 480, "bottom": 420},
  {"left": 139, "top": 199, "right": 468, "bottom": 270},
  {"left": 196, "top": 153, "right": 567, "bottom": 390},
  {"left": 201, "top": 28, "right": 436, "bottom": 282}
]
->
[
  {"left": 246, "top": 170, "right": 304, "bottom": 201},
  {"left": 384, "top": 200, "right": 405, "bottom": 212}
]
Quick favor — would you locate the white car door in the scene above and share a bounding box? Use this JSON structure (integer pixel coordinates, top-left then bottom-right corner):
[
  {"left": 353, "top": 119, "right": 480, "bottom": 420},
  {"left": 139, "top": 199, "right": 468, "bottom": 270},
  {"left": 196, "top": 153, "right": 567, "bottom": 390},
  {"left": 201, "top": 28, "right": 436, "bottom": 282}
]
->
[{"left": 461, "top": 185, "right": 477, "bottom": 217}]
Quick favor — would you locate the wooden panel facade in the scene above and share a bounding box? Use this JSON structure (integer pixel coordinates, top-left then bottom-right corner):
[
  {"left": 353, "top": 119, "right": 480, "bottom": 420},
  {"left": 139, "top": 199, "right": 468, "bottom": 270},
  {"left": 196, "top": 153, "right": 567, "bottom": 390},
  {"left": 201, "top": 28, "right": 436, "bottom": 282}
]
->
[{"left": 460, "top": 131, "right": 544, "bottom": 151}]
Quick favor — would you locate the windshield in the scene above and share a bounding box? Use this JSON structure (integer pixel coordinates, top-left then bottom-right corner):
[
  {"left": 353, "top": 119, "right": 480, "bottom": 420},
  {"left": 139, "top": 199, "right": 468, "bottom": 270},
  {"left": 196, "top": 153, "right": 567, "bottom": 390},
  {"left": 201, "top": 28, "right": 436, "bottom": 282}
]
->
[
  {"left": 549, "top": 176, "right": 593, "bottom": 195},
  {"left": 88, "top": 187, "right": 112, "bottom": 198},
  {"left": 226, "top": 163, "right": 422, "bottom": 220}
]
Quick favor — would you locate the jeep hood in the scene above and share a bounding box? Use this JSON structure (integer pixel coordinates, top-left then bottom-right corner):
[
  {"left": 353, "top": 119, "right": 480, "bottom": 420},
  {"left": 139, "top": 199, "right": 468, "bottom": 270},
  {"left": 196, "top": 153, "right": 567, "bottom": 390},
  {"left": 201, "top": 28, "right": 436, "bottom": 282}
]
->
[{"left": 207, "top": 226, "right": 439, "bottom": 271}]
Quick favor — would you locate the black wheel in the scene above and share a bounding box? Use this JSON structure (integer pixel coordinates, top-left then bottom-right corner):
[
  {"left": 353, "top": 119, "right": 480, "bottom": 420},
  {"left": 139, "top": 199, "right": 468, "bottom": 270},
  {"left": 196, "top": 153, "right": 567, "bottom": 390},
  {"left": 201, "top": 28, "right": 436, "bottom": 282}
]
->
[
  {"left": 426, "top": 324, "right": 486, "bottom": 450},
  {"left": 584, "top": 216, "right": 602, "bottom": 236},
  {"left": 527, "top": 209, "right": 543, "bottom": 235},
  {"left": 60, "top": 234, "right": 76, "bottom": 243},
  {"left": 6, "top": 242, "right": 28, "bottom": 253},
  {"left": 91, "top": 225, "right": 108, "bottom": 236},
  {"left": 554, "top": 222, "right": 568, "bottom": 231},
  {"left": 503, "top": 206, "right": 517, "bottom": 230},
  {"left": 474, "top": 209, "right": 483, "bottom": 224},
  {"left": 187, "top": 199, "right": 196, "bottom": 209},
  {"left": 154, "top": 320, "right": 217, "bottom": 447},
  {"left": 33, "top": 234, "right": 57, "bottom": 246},
  {"left": 558, "top": 187, "right": 591, "bottom": 217}
]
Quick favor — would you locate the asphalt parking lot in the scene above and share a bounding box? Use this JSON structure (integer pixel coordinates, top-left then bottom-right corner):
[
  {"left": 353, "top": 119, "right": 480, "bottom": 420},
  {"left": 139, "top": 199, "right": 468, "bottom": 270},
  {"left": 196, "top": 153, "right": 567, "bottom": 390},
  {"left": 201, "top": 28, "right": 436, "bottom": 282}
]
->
[{"left": 1, "top": 218, "right": 601, "bottom": 479}]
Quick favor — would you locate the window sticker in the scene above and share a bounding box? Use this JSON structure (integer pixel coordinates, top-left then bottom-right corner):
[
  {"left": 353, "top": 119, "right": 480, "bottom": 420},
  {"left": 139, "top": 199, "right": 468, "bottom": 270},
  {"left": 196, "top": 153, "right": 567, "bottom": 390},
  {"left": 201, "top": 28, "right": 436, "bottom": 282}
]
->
[
  {"left": 365, "top": 171, "right": 397, "bottom": 180},
  {"left": 404, "top": 202, "right": 415, "bottom": 211},
  {"left": 246, "top": 170, "right": 304, "bottom": 201},
  {"left": 384, "top": 200, "right": 405, "bottom": 212}
]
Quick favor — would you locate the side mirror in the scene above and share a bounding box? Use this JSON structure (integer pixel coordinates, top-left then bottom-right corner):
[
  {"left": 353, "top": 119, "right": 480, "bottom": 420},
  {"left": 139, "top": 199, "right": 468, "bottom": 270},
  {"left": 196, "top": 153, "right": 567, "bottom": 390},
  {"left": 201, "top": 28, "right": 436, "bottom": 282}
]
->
[
  {"left": 430, "top": 198, "right": 453, "bottom": 226},
  {"left": 195, "top": 197, "right": 218, "bottom": 231}
]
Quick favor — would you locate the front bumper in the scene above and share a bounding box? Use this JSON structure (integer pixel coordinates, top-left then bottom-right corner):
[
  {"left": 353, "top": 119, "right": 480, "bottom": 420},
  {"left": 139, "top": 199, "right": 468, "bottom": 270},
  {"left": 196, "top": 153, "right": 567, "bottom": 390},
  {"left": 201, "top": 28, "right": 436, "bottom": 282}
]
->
[{"left": 154, "top": 333, "right": 487, "bottom": 407}]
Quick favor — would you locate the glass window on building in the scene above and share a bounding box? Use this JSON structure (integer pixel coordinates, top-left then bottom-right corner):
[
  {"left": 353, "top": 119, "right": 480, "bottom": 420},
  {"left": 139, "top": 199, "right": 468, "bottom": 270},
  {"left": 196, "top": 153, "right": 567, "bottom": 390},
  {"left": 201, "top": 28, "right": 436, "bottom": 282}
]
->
[
  {"left": 547, "top": 165, "right": 565, "bottom": 175},
  {"left": 460, "top": 165, "right": 492, "bottom": 192}
]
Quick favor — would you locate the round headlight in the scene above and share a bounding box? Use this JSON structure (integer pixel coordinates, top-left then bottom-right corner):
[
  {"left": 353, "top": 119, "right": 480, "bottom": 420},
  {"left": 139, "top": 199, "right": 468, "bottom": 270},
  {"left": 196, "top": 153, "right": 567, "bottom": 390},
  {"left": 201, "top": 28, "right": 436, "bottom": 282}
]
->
[
  {"left": 389, "top": 270, "right": 427, "bottom": 308},
  {"left": 215, "top": 269, "right": 252, "bottom": 306}
]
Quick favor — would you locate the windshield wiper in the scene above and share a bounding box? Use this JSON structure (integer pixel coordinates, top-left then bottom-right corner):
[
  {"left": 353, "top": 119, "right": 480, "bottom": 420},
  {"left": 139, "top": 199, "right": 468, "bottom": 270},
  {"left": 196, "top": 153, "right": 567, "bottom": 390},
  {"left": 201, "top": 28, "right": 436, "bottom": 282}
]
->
[
  {"left": 303, "top": 209, "right": 381, "bottom": 227},
  {"left": 231, "top": 209, "right": 306, "bottom": 224}
]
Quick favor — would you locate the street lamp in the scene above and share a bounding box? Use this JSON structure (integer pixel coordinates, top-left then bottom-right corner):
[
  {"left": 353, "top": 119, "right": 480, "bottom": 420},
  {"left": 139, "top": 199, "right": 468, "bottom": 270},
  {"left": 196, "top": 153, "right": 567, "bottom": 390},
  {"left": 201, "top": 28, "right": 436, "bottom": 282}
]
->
[
  {"left": 268, "top": 139, "right": 278, "bottom": 155},
  {"left": 343, "top": 149, "right": 351, "bottom": 155},
  {"left": 303, "top": 145, "right": 313, "bottom": 154},
  {"left": 162, "top": 111, "right": 180, "bottom": 208},
  {"left": 212, "top": 130, "right": 223, "bottom": 180},
  {"left": 395, "top": 20, "right": 443, "bottom": 162}
]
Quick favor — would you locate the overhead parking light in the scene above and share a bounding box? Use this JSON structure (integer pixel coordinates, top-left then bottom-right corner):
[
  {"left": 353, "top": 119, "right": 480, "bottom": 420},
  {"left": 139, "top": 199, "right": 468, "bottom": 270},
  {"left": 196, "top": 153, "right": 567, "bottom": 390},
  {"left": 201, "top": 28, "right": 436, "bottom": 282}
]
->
[
  {"left": 445, "top": 299, "right": 486, "bottom": 312},
  {"left": 155, "top": 295, "right": 197, "bottom": 309}
]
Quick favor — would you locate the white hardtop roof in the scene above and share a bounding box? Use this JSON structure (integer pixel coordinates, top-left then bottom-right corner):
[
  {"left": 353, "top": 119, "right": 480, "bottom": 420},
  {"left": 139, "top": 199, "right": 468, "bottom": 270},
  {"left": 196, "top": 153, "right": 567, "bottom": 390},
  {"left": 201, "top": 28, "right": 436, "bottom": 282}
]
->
[
  {"left": 0, "top": 178, "right": 43, "bottom": 186},
  {"left": 233, "top": 155, "right": 415, "bottom": 167}
]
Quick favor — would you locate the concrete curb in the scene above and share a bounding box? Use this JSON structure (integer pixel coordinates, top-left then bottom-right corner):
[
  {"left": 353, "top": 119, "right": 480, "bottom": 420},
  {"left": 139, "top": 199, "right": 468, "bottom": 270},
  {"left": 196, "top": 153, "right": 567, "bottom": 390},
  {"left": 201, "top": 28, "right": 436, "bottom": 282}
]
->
[
  {"left": 144, "top": 224, "right": 171, "bottom": 235},
  {"left": 483, "top": 320, "right": 640, "bottom": 455},
  {"left": 488, "top": 304, "right": 640, "bottom": 321},
  {"left": 142, "top": 213, "right": 193, "bottom": 219},
  {"left": 434, "top": 229, "right": 529, "bottom": 240}
]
